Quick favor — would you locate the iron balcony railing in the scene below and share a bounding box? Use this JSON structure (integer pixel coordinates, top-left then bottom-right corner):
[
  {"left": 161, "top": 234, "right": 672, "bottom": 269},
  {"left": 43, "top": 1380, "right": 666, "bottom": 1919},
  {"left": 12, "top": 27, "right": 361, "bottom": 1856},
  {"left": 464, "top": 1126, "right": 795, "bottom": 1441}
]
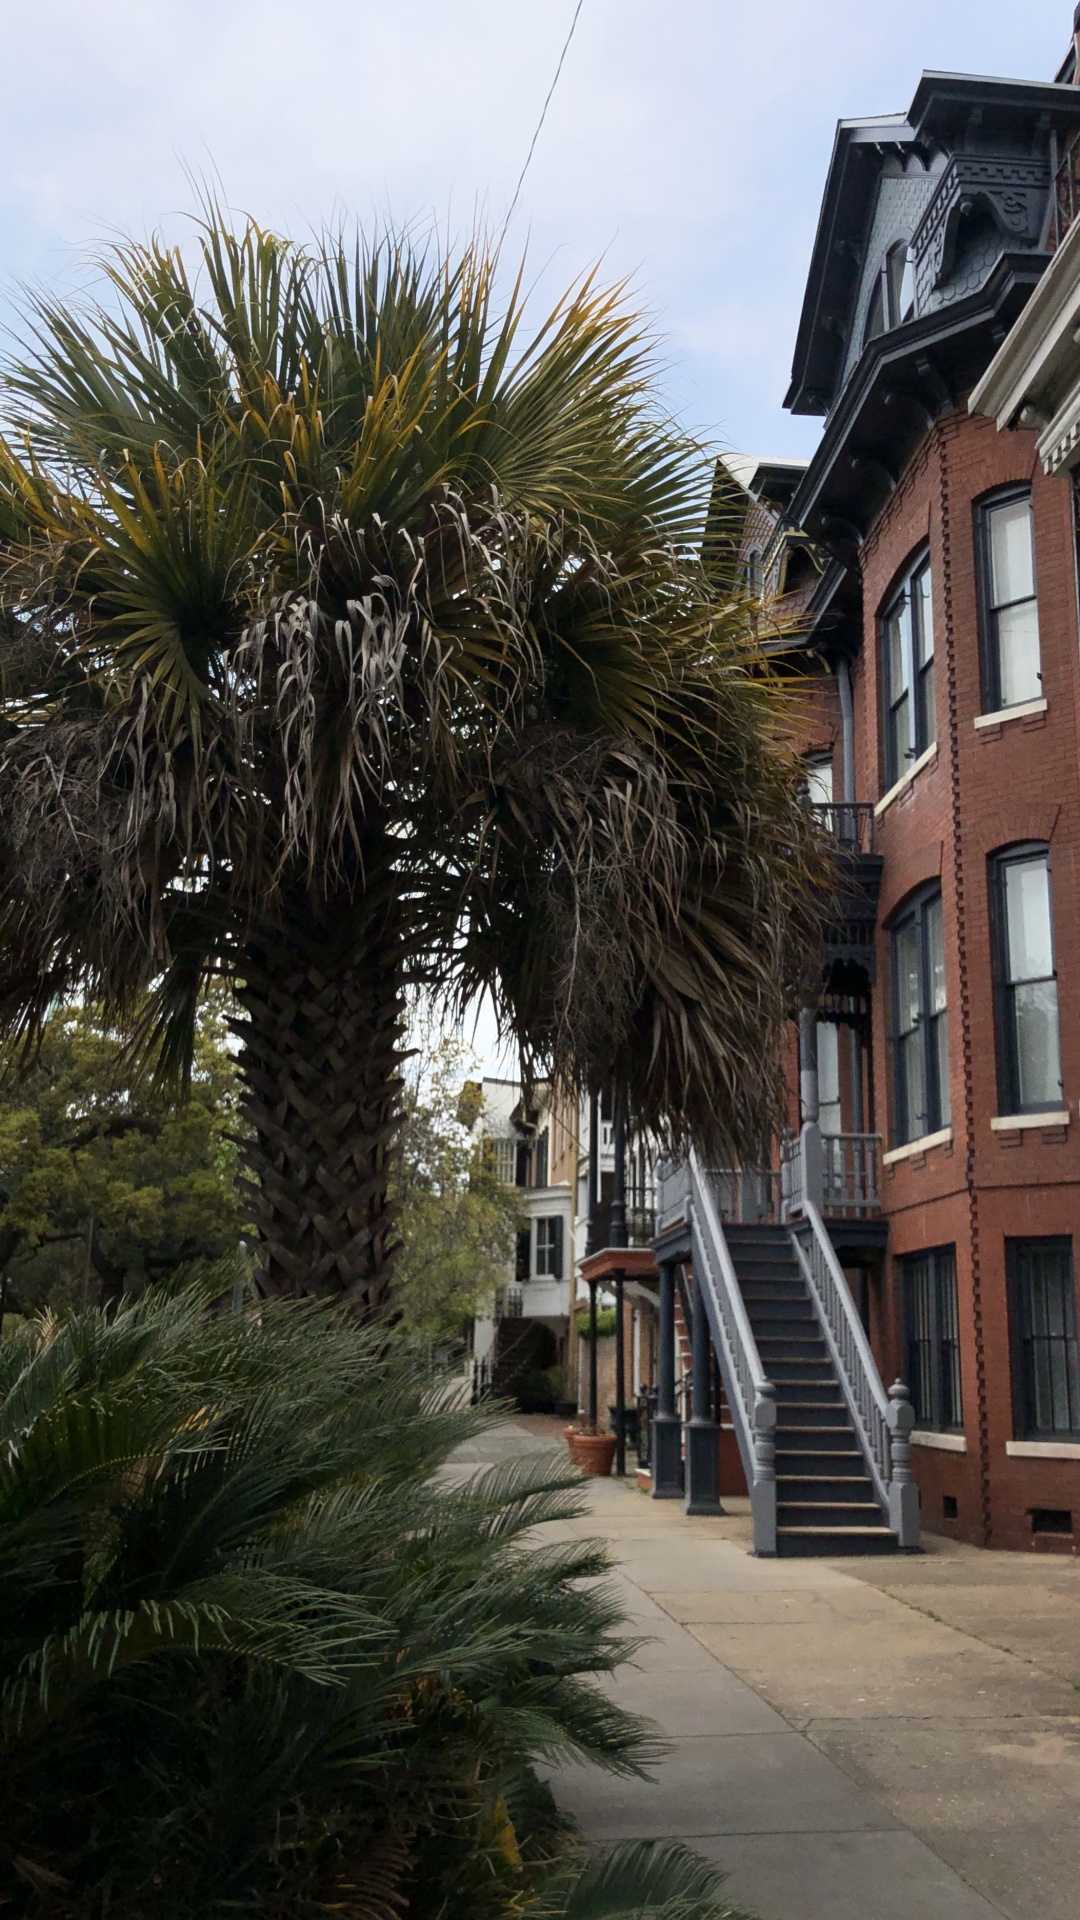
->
[
  {"left": 810, "top": 800, "right": 876, "bottom": 854},
  {"left": 659, "top": 1136, "right": 881, "bottom": 1234}
]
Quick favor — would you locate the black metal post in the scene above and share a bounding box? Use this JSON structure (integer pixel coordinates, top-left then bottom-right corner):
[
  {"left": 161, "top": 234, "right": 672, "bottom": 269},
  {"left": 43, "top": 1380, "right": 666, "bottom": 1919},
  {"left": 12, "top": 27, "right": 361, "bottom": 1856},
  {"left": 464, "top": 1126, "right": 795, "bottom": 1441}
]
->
[
  {"left": 684, "top": 1272, "right": 722, "bottom": 1515},
  {"left": 588, "top": 1277, "right": 599, "bottom": 1430},
  {"left": 586, "top": 1089, "right": 601, "bottom": 1256},
  {"left": 614, "top": 1271, "right": 626, "bottom": 1475},
  {"left": 652, "top": 1259, "right": 684, "bottom": 1497},
  {"left": 609, "top": 1085, "right": 627, "bottom": 1249}
]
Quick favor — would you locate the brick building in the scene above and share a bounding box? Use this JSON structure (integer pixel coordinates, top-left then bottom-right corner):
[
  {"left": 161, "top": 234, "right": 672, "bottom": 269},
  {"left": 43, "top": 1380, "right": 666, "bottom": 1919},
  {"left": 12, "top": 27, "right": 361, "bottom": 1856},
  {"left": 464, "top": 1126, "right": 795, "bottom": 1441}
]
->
[{"left": 763, "top": 57, "right": 1080, "bottom": 1550}]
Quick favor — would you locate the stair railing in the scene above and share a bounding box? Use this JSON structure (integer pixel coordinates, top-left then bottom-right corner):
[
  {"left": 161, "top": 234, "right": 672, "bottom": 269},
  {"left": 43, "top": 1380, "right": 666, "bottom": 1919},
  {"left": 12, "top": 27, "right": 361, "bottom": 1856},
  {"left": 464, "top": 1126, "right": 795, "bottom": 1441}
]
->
[
  {"left": 791, "top": 1200, "right": 919, "bottom": 1550},
  {"left": 688, "top": 1149, "right": 777, "bottom": 1555}
]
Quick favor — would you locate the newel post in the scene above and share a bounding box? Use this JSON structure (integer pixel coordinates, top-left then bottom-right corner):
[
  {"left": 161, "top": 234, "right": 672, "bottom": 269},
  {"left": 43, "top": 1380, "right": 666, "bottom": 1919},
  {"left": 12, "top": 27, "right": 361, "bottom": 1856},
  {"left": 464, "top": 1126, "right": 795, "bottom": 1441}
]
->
[
  {"left": 887, "top": 1380, "right": 921, "bottom": 1551},
  {"left": 750, "top": 1381, "right": 777, "bottom": 1556},
  {"left": 684, "top": 1270, "right": 722, "bottom": 1516}
]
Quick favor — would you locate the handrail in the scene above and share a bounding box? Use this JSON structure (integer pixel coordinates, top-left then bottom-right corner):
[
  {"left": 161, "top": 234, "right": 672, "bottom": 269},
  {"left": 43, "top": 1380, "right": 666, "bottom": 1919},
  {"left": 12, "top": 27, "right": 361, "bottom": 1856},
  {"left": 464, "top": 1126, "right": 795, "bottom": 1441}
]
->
[
  {"left": 688, "top": 1149, "right": 777, "bottom": 1555},
  {"left": 791, "top": 1201, "right": 919, "bottom": 1549}
]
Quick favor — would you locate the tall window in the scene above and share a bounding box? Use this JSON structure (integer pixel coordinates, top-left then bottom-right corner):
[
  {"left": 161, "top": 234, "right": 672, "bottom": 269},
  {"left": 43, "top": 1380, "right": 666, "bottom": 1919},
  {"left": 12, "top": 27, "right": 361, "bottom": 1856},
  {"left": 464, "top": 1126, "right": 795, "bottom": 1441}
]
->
[
  {"left": 816, "top": 1021, "right": 841, "bottom": 1134},
  {"left": 535, "top": 1216, "right": 563, "bottom": 1279},
  {"left": 992, "top": 848, "right": 1062, "bottom": 1114},
  {"left": 533, "top": 1129, "right": 549, "bottom": 1189},
  {"left": 1009, "top": 1239, "right": 1080, "bottom": 1438},
  {"left": 903, "top": 1247, "right": 962, "bottom": 1431},
  {"left": 891, "top": 888, "right": 950, "bottom": 1146},
  {"left": 882, "top": 552, "right": 935, "bottom": 788},
  {"left": 977, "top": 490, "right": 1041, "bottom": 711},
  {"left": 804, "top": 753, "right": 834, "bottom": 808}
]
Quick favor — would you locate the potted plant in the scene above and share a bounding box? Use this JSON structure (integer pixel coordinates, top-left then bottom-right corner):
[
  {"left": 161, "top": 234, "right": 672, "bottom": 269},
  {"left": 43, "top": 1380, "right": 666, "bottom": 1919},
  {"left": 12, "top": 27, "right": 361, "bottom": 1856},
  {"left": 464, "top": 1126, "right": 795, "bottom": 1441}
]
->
[{"left": 564, "top": 1424, "right": 617, "bottom": 1476}]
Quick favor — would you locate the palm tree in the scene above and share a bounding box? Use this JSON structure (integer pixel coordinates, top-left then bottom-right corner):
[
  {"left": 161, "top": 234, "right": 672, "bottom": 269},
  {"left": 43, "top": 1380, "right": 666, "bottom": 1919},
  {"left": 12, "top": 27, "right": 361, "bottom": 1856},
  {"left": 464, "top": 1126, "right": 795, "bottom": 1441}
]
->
[{"left": 0, "top": 216, "right": 825, "bottom": 1303}]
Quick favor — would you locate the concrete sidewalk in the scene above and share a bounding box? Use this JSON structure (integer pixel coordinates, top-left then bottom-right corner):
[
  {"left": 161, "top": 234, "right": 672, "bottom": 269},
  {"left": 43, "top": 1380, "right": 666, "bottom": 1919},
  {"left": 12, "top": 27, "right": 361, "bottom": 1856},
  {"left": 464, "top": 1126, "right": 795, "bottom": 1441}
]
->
[{"left": 470, "top": 1421, "right": 1080, "bottom": 1920}]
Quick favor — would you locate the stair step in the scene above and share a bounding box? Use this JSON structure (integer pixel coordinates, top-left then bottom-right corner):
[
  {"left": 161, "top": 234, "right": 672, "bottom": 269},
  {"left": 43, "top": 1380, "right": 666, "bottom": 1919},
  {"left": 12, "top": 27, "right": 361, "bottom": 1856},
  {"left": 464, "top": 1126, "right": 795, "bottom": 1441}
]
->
[
  {"left": 778, "top": 1499, "right": 883, "bottom": 1525},
  {"left": 754, "top": 1331, "right": 829, "bottom": 1352},
  {"left": 741, "top": 1295, "right": 814, "bottom": 1317},
  {"left": 773, "top": 1381, "right": 846, "bottom": 1405},
  {"left": 777, "top": 1476, "right": 877, "bottom": 1502},
  {"left": 763, "top": 1359, "right": 834, "bottom": 1383},
  {"left": 775, "top": 1405, "right": 850, "bottom": 1430},
  {"left": 776, "top": 1525, "right": 899, "bottom": 1558},
  {"left": 776, "top": 1449, "right": 865, "bottom": 1474}
]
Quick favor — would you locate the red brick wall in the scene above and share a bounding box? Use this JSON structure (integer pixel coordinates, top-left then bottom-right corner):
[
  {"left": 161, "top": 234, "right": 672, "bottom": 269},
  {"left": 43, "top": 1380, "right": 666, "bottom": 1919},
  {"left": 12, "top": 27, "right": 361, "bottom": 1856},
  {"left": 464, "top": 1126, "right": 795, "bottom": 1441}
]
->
[{"left": 856, "top": 406, "right": 1080, "bottom": 1551}]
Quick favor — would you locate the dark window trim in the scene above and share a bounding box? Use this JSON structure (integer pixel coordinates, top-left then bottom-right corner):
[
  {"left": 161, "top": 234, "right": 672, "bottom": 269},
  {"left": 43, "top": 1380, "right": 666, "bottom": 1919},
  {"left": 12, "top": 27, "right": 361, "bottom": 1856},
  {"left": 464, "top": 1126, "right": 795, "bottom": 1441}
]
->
[
  {"left": 889, "top": 883, "right": 948, "bottom": 1148},
  {"left": 974, "top": 485, "right": 1040, "bottom": 714},
  {"left": 989, "top": 842, "right": 1062, "bottom": 1115},
  {"left": 901, "top": 1245, "right": 963, "bottom": 1433},
  {"left": 879, "top": 545, "right": 934, "bottom": 791},
  {"left": 1007, "top": 1237, "right": 1080, "bottom": 1440}
]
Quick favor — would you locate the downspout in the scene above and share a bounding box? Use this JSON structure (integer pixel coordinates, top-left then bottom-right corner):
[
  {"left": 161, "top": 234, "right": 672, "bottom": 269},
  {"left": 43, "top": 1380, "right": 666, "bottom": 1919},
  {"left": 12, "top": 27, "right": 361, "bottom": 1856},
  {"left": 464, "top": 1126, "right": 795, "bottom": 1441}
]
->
[{"left": 836, "top": 653, "right": 866, "bottom": 1132}]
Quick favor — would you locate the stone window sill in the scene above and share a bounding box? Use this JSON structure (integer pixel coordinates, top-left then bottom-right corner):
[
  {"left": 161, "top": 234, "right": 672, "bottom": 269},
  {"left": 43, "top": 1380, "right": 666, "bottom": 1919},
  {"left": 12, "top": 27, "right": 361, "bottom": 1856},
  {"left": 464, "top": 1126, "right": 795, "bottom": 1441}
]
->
[
  {"left": 911, "top": 1429, "right": 967, "bottom": 1453},
  {"left": 990, "top": 1110, "right": 1070, "bottom": 1132},
  {"left": 973, "top": 697, "right": 1047, "bottom": 731},
  {"left": 874, "top": 741, "right": 938, "bottom": 819},
  {"left": 1005, "top": 1439, "right": 1080, "bottom": 1460},
  {"left": 882, "top": 1126, "right": 953, "bottom": 1167}
]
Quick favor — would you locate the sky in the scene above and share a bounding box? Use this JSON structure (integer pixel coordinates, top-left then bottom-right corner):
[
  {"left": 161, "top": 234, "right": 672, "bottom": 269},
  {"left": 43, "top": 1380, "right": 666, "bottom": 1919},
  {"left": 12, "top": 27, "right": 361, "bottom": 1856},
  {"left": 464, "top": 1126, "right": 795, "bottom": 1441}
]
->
[{"left": 0, "top": 0, "right": 1069, "bottom": 1073}]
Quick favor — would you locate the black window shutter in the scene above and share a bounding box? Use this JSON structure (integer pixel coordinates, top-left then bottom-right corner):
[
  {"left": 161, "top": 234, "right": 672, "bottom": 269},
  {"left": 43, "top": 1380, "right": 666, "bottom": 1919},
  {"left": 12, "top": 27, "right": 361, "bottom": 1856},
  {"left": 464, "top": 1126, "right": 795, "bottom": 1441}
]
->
[{"left": 553, "top": 1216, "right": 564, "bottom": 1280}]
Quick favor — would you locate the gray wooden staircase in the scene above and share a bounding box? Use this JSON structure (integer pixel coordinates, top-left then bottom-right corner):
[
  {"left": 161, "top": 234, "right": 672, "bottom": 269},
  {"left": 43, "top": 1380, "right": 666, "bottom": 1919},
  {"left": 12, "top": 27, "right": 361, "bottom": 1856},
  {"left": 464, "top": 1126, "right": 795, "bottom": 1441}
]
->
[{"left": 725, "top": 1224, "right": 897, "bottom": 1556}]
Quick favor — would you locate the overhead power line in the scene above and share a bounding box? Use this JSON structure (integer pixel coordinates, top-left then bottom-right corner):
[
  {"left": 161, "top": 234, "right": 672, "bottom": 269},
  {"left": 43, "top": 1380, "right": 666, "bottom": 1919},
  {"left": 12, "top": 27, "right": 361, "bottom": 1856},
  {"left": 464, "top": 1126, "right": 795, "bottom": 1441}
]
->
[{"left": 504, "top": 0, "right": 585, "bottom": 231}]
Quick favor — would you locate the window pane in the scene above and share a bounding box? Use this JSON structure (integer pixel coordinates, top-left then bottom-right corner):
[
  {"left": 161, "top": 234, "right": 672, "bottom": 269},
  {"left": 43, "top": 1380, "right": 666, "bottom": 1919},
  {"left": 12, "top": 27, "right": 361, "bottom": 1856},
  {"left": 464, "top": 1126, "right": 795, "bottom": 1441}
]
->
[
  {"left": 913, "top": 563, "right": 934, "bottom": 664},
  {"left": 934, "top": 1013, "right": 952, "bottom": 1128},
  {"left": 888, "top": 601, "right": 911, "bottom": 696},
  {"left": 1005, "top": 859, "right": 1053, "bottom": 983},
  {"left": 1013, "top": 981, "right": 1063, "bottom": 1108},
  {"left": 905, "top": 1257, "right": 934, "bottom": 1424},
  {"left": 900, "top": 1028, "right": 927, "bottom": 1140},
  {"left": 804, "top": 757, "right": 833, "bottom": 806},
  {"left": 917, "top": 659, "right": 936, "bottom": 754},
  {"left": 996, "top": 601, "right": 1041, "bottom": 707},
  {"left": 895, "top": 920, "right": 922, "bottom": 1033},
  {"left": 927, "top": 897, "right": 947, "bottom": 1013},
  {"left": 1014, "top": 1241, "right": 1080, "bottom": 1437},
  {"left": 817, "top": 1021, "right": 841, "bottom": 1134},
  {"left": 938, "top": 1251, "right": 962, "bottom": 1428},
  {"left": 888, "top": 693, "right": 910, "bottom": 781},
  {"left": 989, "top": 498, "right": 1035, "bottom": 606}
]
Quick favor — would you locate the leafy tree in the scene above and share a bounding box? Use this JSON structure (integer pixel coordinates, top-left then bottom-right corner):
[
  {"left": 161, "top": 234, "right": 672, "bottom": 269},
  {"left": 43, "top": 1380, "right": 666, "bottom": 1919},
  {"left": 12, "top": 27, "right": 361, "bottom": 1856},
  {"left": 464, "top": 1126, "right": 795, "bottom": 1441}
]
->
[
  {"left": 0, "top": 215, "right": 827, "bottom": 1306},
  {"left": 392, "top": 1038, "right": 522, "bottom": 1343},
  {"left": 0, "top": 1282, "right": 752, "bottom": 1918},
  {"left": 0, "top": 997, "right": 241, "bottom": 1319}
]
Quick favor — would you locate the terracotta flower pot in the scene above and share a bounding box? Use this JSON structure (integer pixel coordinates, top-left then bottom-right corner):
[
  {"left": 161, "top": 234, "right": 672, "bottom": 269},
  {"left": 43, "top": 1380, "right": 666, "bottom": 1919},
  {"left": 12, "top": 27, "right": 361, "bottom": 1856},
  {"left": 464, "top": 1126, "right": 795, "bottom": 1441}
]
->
[
  {"left": 572, "top": 1432, "right": 617, "bottom": 1478},
  {"left": 564, "top": 1426, "right": 586, "bottom": 1465}
]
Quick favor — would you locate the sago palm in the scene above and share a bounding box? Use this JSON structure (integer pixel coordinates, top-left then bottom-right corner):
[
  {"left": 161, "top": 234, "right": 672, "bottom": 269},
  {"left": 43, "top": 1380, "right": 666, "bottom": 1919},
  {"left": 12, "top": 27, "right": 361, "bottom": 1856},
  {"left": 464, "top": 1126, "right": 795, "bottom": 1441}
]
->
[
  {"left": 0, "top": 215, "right": 825, "bottom": 1302},
  {"left": 0, "top": 1282, "right": 752, "bottom": 1918}
]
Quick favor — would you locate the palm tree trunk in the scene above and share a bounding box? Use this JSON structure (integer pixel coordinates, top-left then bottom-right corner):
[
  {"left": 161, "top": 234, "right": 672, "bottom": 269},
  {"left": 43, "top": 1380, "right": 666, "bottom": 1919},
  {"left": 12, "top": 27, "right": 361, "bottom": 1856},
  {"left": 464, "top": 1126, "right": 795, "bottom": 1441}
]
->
[{"left": 236, "top": 886, "right": 403, "bottom": 1307}]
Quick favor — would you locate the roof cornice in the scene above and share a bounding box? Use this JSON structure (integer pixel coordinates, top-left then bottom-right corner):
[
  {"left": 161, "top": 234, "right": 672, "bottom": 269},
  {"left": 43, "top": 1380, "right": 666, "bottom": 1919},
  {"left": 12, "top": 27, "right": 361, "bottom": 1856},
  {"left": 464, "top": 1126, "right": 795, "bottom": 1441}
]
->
[{"left": 969, "top": 215, "right": 1080, "bottom": 429}]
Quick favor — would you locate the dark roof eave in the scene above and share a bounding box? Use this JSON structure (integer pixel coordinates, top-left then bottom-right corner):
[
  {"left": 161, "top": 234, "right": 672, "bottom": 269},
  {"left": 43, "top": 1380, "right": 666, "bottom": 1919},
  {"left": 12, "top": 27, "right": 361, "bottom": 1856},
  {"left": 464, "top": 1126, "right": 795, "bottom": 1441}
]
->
[{"left": 787, "top": 252, "right": 1047, "bottom": 540}]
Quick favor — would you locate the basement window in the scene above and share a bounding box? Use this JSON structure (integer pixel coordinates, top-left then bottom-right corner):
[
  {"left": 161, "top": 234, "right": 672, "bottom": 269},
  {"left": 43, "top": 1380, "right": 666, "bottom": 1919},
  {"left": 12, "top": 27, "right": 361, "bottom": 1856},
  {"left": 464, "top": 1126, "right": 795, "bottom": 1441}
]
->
[
  {"left": 942, "top": 1494, "right": 958, "bottom": 1520},
  {"left": 1031, "top": 1507, "right": 1072, "bottom": 1536}
]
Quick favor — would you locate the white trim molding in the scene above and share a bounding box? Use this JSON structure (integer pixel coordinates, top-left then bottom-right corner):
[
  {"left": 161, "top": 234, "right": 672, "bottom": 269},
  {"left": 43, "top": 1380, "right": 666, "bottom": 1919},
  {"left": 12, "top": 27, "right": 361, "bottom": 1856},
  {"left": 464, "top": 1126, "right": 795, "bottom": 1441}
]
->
[
  {"left": 1006, "top": 1439, "right": 1080, "bottom": 1461},
  {"left": 990, "top": 1110, "right": 1070, "bottom": 1132},
  {"left": 874, "top": 741, "right": 938, "bottom": 818},
  {"left": 969, "top": 212, "right": 1080, "bottom": 451},
  {"left": 911, "top": 1429, "right": 967, "bottom": 1453},
  {"left": 973, "top": 697, "right": 1047, "bottom": 730},
  {"left": 883, "top": 1127, "right": 953, "bottom": 1167}
]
